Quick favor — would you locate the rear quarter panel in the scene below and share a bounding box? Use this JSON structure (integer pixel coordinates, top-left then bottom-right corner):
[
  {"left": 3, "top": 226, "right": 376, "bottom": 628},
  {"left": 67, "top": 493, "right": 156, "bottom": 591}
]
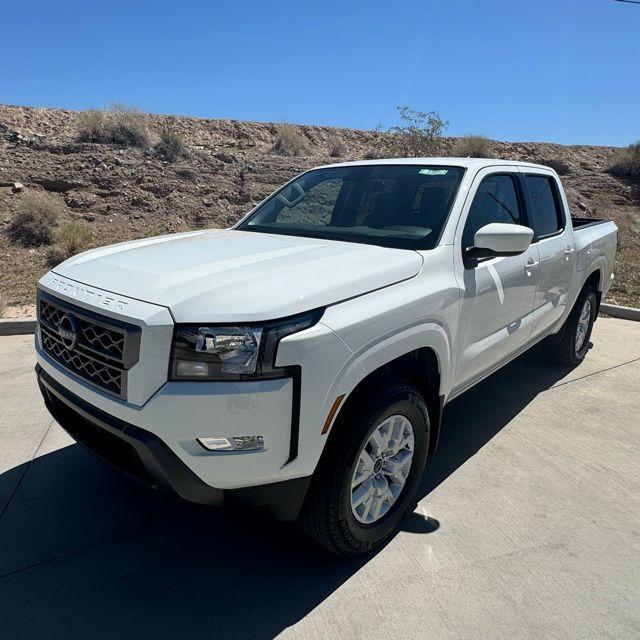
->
[{"left": 571, "top": 220, "right": 618, "bottom": 301}]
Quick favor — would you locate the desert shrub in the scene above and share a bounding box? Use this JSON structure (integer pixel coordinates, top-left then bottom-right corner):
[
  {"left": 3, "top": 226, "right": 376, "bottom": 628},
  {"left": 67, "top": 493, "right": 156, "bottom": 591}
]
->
[
  {"left": 45, "top": 246, "right": 69, "bottom": 267},
  {"left": 155, "top": 129, "right": 188, "bottom": 162},
  {"left": 327, "top": 134, "right": 347, "bottom": 158},
  {"left": 76, "top": 110, "right": 106, "bottom": 142},
  {"left": 363, "top": 148, "right": 384, "bottom": 160},
  {"left": 8, "top": 191, "right": 63, "bottom": 245},
  {"left": 77, "top": 104, "right": 151, "bottom": 149},
  {"left": 273, "top": 124, "right": 310, "bottom": 156},
  {"left": 46, "top": 223, "right": 92, "bottom": 265},
  {"left": 606, "top": 141, "right": 640, "bottom": 181},
  {"left": 385, "top": 106, "right": 448, "bottom": 157},
  {"left": 57, "top": 223, "right": 92, "bottom": 255},
  {"left": 453, "top": 135, "right": 493, "bottom": 158}
]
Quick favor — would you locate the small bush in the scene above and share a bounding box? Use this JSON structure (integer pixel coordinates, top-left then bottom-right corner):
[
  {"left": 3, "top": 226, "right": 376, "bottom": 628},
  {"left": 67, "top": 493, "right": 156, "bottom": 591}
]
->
[
  {"left": 77, "top": 104, "right": 151, "bottom": 149},
  {"left": 76, "top": 110, "right": 106, "bottom": 142},
  {"left": 327, "top": 134, "right": 347, "bottom": 158},
  {"left": 273, "top": 124, "right": 310, "bottom": 156},
  {"left": 46, "top": 223, "right": 92, "bottom": 266},
  {"left": 606, "top": 141, "right": 640, "bottom": 181},
  {"left": 155, "top": 129, "right": 188, "bottom": 162},
  {"left": 57, "top": 223, "right": 92, "bottom": 256},
  {"left": 363, "top": 148, "right": 384, "bottom": 160},
  {"left": 453, "top": 135, "right": 492, "bottom": 158},
  {"left": 45, "top": 246, "right": 69, "bottom": 268},
  {"left": 385, "top": 106, "right": 448, "bottom": 157},
  {"left": 8, "top": 191, "right": 63, "bottom": 246}
]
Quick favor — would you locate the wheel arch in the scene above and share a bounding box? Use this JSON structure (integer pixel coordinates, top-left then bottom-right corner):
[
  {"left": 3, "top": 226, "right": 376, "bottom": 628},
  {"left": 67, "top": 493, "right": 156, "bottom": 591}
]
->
[
  {"left": 583, "top": 267, "right": 603, "bottom": 315},
  {"left": 326, "top": 344, "right": 445, "bottom": 456}
]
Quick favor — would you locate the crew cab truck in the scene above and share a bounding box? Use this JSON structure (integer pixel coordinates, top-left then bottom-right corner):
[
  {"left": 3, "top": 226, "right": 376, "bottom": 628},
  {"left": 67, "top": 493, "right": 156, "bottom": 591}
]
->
[{"left": 35, "top": 158, "right": 617, "bottom": 556}]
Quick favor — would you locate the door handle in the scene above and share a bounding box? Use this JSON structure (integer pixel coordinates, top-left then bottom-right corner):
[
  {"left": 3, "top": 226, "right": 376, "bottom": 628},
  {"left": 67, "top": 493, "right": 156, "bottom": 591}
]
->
[{"left": 524, "top": 257, "right": 538, "bottom": 276}]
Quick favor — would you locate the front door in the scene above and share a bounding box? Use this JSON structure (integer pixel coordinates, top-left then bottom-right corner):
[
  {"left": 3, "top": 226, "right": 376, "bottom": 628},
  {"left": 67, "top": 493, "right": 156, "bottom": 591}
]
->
[{"left": 452, "top": 170, "right": 539, "bottom": 392}]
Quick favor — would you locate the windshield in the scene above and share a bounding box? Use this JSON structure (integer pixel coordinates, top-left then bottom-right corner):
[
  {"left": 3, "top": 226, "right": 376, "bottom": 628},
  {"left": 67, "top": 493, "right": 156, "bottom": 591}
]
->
[{"left": 237, "top": 164, "right": 465, "bottom": 250}]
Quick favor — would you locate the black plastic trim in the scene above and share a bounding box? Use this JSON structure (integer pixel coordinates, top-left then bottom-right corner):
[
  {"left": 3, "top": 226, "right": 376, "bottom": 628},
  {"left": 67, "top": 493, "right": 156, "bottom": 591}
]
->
[
  {"left": 36, "top": 365, "right": 311, "bottom": 520},
  {"left": 37, "top": 364, "right": 223, "bottom": 505},
  {"left": 286, "top": 366, "right": 302, "bottom": 464}
]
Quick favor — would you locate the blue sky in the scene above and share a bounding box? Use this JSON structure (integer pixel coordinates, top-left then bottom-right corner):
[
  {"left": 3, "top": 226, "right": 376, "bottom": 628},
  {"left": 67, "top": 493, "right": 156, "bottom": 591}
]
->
[{"left": 1, "top": 0, "right": 638, "bottom": 146}]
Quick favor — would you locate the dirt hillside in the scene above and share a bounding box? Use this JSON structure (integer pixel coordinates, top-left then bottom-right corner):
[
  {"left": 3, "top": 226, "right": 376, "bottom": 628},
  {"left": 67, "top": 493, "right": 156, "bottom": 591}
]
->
[{"left": 1, "top": 104, "right": 638, "bottom": 316}]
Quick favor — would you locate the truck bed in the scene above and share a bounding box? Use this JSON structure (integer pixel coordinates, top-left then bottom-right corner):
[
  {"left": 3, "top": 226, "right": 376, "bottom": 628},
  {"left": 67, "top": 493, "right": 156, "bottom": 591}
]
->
[{"left": 571, "top": 215, "right": 613, "bottom": 230}]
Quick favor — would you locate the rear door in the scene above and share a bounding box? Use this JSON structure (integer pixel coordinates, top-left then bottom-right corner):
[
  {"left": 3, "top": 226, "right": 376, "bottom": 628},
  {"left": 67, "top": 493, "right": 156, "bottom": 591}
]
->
[
  {"left": 452, "top": 168, "right": 540, "bottom": 392},
  {"left": 520, "top": 170, "right": 575, "bottom": 338}
]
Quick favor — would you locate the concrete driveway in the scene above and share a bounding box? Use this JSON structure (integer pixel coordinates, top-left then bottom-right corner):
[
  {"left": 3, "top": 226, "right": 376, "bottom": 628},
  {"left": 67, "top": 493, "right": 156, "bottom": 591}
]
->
[{"left": 0, "top": 317, "right": 639, "bottom": 640}]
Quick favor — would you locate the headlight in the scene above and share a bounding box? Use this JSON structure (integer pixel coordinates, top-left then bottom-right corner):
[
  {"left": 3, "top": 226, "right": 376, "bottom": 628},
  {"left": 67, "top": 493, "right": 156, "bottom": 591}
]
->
[{"left": 169, "top": 309, "right": 324, "bottom": 381}]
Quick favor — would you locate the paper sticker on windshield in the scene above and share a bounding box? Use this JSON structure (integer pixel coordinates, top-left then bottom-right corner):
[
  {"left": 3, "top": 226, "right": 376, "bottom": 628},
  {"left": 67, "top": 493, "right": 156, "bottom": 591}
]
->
[{"left": 419, "top": 168, "right": 449, "bottom": 175}]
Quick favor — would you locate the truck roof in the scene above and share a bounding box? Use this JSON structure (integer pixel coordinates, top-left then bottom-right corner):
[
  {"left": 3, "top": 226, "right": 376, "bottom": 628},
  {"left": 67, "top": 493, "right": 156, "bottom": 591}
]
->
[{"left": 317, "top": 157, "right": 555, "bottom": 172}]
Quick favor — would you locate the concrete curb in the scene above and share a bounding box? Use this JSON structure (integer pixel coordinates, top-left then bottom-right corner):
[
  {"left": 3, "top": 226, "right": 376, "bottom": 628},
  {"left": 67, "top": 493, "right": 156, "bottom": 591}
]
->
[
  {"left": 0, "top": 318, "right": 37, "bottom": 336},
  {"left": 600, "top": 303, "right": 640, "bottom": 322}
]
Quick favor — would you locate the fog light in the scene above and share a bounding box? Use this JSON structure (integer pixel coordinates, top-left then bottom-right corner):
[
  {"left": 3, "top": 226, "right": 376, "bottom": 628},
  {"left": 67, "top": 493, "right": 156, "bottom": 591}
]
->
[{"left": 197, "top": 435, "right": 264, "bottom": 452}]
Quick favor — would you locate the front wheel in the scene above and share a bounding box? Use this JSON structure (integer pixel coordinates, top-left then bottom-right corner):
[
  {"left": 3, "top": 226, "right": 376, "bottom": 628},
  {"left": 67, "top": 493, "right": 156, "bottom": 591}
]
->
[
  {"left": 547, "top": 287, "right": 597, "bottom": 366},
  {"left": 299, "top": 381, "right": 429, "bottom": 556}
]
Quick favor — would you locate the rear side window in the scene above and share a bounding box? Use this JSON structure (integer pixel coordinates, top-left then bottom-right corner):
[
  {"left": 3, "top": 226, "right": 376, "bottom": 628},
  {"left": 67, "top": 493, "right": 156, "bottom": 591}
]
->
[
  {"left": 525, "top": 175, "right": 564, "bottom": 238},
  {"left": 462, "top": 174, "right": 522, "bottom": 248}
]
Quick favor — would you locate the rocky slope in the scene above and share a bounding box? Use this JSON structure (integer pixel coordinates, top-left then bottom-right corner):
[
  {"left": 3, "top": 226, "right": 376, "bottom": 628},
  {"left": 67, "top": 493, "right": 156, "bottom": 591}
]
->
[{"left": 0, "top": 104, "right": 638, "bottom": 315}]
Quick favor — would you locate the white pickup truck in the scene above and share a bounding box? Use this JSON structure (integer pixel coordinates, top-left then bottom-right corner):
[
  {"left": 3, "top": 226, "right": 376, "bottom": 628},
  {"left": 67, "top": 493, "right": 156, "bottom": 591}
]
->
[{"left": 35, "top": 158, "right": 617, "bottom": 555}]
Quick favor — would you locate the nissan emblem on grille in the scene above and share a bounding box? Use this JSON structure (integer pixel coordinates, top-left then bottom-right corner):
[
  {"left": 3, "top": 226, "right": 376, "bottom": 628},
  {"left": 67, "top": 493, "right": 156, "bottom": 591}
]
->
[
  {"left": 38, "top": 294, "right": 141, "bottom": 399},
  {"left": 57, "top": 314, "right": 79, "bottom": 350}
]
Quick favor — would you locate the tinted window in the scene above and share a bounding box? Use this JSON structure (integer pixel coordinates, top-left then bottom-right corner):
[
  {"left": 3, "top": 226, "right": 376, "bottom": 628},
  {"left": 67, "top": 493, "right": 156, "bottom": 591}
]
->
[
  {"left": 462, "top": 174, "right": 522, "bottom": 248},
  {"left": 239, "top": 165, "right": 465, "bottom": 250},
  {"left": 275, "top": 178, "right": 341, "bottom": 225},
  {"left": 525, "top": 175, "right": 563, "bottom": 237}
]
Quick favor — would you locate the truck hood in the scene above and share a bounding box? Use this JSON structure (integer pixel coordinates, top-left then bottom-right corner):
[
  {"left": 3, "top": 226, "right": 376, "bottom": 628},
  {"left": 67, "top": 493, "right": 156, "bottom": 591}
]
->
[{"left": 53, "top": 229, "right": 423, "bottom": 322}]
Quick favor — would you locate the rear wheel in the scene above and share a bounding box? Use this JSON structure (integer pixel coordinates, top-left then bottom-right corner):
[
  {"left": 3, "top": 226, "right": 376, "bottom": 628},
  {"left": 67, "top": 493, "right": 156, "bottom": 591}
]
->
[
  {"left": 299, "top": 380, "right": 429, "bottom": 556},
  {"left": 547, "top": 287, "right": 597, "bottom": 366}
]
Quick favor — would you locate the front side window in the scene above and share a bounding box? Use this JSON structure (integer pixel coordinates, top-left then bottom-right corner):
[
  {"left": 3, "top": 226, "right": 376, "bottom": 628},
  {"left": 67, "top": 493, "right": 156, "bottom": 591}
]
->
[
  {"left": 525, "top": 175, "right": 564, "bottom": 238},
  {"left": 238, "top": 165, "right": 465, "bottom": 250},
  {"left": 462, "top": 174, "right": 522, "bottom": 248}
]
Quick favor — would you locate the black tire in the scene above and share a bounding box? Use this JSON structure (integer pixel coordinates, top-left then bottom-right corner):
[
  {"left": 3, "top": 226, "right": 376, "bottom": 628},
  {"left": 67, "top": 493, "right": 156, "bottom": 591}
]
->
[
  {"left": 299, "top": 380, "right": 429, "bottom": 557},
  {"left": 546, "top": 287, "right": 597, "bottom": 366}
]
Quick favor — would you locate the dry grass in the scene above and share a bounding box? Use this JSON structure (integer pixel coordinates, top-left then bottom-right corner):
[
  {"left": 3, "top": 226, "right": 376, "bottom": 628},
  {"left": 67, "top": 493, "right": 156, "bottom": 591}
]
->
[
  {"left": 609, "top": 246, "right": 640, "bottom": 307},
  {"left": 606, "top": 142, "right": 640, "bottom": 181},
  {"left": 273, "top": 124, "right": 310, "bottom": 156},
  {"left": 327, "top": 134, "right": 347, "bottom": 158},
  {"left": 453, "top": 135, "right": 493, "bottom": 158},
  {"left": 77, "top": 104, "right": 151, "bottom": 149},
  {"left": 46, "top": 223, "right": 93, "bottom": 266},
  {"left": 8, "top": 191, "right": 63, "bottom": 246},
  {"left": 155, "top": 129, "right": 188, "bottom": 162}
]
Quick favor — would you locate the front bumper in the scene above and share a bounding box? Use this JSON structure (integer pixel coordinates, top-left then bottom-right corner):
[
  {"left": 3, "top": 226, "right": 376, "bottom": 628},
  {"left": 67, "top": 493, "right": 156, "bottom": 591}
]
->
[{"left": 36, "top": 365, "right": 311, "bottom": 521}]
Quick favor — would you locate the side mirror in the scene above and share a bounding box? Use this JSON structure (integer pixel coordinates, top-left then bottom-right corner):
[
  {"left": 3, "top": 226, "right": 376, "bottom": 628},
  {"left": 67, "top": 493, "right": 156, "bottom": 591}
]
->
[{"left": 464, "top": 223, "right": 534, "bottom": 267}]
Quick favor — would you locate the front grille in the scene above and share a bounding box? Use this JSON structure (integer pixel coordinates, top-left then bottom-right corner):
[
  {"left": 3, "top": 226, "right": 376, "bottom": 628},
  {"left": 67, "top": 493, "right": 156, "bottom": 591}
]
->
[{"left": 38, "top": 293, "right": 141, "bottom": 399}]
